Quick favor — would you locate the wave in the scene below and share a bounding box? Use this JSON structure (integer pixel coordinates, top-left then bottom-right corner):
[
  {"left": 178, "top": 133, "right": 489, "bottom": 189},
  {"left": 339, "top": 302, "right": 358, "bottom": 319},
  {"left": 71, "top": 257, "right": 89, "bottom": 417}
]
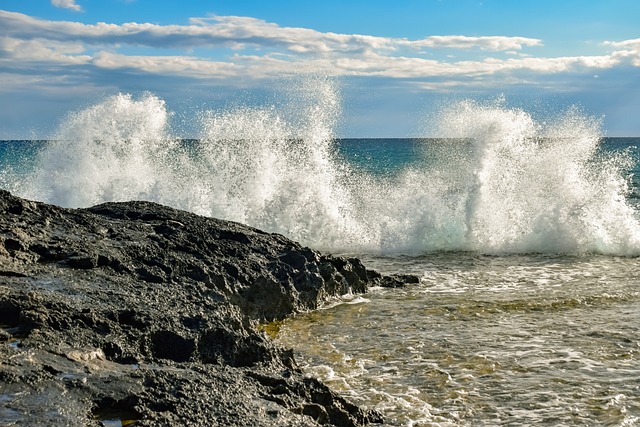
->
[{"left": 10, "top": 80, "right": 640, "bottom": 255}]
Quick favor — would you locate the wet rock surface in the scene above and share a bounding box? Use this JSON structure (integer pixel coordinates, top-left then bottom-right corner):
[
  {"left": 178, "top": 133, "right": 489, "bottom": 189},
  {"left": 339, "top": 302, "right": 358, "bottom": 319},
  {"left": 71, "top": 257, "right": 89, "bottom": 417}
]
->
[{"left": 0, "top": 190, "right": 417, "bottom": 426}]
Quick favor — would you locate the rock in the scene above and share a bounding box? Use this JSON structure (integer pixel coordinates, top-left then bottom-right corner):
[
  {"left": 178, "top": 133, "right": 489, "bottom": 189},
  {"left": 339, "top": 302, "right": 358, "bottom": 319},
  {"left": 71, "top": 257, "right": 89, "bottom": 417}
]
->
[
  {"left": 0, "top": 190, "right": 405, "bottom": 426},
  {"left": 377, "top": 273, "right": 421, "bottom": 288}
]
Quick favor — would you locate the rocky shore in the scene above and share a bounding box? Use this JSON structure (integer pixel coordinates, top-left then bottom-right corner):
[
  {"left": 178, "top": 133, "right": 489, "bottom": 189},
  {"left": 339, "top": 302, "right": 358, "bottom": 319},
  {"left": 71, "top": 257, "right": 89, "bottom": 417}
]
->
[{"left": 0, "top": 190, "right": 416, "bottom": 426}]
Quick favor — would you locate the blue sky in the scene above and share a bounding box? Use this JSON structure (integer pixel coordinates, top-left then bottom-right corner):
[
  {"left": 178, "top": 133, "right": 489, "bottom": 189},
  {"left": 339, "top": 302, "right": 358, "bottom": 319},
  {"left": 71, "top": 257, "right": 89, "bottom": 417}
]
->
[{"left": 1, "top": 0, "right": 639, "bottom": 137}]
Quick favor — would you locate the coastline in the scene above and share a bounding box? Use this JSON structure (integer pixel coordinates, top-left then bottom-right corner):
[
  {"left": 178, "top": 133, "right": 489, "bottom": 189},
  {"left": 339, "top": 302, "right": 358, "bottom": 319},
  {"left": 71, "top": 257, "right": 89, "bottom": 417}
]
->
[{"left": 0, "top": 190, "right": 418, "bottom": 426}]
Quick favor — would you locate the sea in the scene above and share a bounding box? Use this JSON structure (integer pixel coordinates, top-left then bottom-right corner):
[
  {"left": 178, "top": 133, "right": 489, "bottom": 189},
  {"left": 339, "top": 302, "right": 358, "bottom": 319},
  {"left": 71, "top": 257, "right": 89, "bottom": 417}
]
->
[{"left": 1, "top": 85, "right": 640, "bottom": 426}]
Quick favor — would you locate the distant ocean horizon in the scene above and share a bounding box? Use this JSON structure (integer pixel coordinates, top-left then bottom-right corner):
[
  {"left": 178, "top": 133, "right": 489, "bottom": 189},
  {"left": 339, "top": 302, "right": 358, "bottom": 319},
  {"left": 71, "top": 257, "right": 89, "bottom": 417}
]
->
[{"left": 2, "top": 89, "right": 640, "bottom": 425}]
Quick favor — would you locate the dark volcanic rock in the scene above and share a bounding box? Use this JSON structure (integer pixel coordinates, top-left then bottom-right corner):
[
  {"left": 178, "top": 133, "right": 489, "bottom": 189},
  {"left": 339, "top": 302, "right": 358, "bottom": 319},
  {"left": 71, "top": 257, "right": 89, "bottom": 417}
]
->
[{"left": 0, "top": 190, "right": 403, "bottom": 426}]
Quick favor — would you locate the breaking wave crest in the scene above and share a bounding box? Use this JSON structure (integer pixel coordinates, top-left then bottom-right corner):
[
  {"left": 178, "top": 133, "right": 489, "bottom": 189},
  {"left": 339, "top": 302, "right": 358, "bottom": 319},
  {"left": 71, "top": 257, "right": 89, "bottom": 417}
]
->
[{"left": 13, "top": 82, "right": 640, "bottom": 255}]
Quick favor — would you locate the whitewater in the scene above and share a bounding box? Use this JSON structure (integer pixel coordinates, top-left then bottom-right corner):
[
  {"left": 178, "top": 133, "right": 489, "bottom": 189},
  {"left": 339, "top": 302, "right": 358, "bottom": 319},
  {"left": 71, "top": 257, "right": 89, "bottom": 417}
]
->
[{"left": 2, "top": 79, "right": 640, "bottom": 425}]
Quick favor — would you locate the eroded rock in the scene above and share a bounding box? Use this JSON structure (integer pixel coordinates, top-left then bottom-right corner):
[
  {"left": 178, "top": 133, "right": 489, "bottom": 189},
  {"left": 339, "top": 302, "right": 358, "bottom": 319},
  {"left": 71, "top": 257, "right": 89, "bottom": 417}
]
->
[{"left": 0, "top": 190, "right": 408, "bottom": 426}]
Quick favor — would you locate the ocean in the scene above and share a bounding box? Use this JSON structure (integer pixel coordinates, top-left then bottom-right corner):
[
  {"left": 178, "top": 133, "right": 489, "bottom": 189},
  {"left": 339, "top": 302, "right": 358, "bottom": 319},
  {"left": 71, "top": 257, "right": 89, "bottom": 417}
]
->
[{"left": 1, "top": 88, "right": 640, "bottom": 425}]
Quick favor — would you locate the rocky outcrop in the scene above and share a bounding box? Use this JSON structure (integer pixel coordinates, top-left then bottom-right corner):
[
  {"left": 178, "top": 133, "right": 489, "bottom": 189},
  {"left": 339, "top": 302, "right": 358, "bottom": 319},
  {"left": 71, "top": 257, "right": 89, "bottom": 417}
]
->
[{"left": 0, "top": 190, "right": 403, "bottom": 426}]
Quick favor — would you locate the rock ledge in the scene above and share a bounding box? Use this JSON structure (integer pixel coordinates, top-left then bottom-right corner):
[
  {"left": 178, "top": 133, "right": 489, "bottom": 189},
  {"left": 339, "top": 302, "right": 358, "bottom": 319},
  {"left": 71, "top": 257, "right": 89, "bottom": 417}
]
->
[{"left": 0, "top": 190, "right": 417, "bottom": 426}]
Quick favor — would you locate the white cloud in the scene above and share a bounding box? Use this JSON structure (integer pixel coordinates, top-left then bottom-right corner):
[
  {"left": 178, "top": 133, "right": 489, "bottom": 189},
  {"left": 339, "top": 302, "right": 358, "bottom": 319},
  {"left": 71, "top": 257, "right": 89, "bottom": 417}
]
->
[
  {"left": 91, "top": 51, "right": 241, "bottom": 78},
  {"left": 51, "top": 0, "right": 82, "bottom": 12},
  {"left": 407, "top": 35, "right": 542, "bottom": 51},
  {"left": 0, "top": 37, "right": 90, "bottom": 65},
  {"left": 0, "top": 35, "right": 619, "bottom": 84},
  {"left": 0, "top": 11, "right": 539, "bottom": 54},
  {"left": 603, "top": 38, "right": 640, "bottom": 49},
  {"left": 603, "top": 38, "right": 640, "bottom": 66},
  {"left": 0, "top": 10, "right": 638, "bottom": 92}
]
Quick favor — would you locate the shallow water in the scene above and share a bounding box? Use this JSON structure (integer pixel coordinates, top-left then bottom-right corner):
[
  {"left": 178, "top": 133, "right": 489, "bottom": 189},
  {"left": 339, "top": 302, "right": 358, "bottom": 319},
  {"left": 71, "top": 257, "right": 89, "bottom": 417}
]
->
[{"left": 277, "top": 253, "right": 640, "bottom": 426}]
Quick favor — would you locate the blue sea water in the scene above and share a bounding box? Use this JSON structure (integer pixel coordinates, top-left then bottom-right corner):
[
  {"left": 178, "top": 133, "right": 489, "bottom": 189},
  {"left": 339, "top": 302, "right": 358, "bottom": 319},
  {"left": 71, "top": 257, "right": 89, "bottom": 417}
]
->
[{"left": 2, "top": 89, "right": 640, "bottom": 425}]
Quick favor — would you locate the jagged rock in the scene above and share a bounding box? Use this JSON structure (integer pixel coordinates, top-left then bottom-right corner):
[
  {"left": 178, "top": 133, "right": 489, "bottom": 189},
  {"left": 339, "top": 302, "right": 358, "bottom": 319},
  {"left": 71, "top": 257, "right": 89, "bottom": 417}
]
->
[{"left": 0, "top": 190, "right": 401, "bottom": 426}]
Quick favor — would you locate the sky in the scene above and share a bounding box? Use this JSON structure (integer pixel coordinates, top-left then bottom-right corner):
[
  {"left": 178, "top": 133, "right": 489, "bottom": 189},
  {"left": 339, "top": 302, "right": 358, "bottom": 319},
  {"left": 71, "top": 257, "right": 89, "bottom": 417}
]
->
[{"left": 1, "top": 0, "right": 639, "bottom": 138}]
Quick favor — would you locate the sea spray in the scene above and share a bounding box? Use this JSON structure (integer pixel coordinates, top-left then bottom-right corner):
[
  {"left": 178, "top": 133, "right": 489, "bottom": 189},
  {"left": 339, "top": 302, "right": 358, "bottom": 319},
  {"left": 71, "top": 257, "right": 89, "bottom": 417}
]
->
[
  {"left": 11, "top": 84, "right": 640, "bottom": 255},
  {"left": 24, "top": 93, "right": 175, "bottom": 208},
  {"left": 428, "top": 100, "right": 640, "bottom": 254},
  {"left": 20, "top": 78, "right": 369, "bottom": 249},
  {"left": 174, "top": 77, "right": 368, "bottom": 248}
]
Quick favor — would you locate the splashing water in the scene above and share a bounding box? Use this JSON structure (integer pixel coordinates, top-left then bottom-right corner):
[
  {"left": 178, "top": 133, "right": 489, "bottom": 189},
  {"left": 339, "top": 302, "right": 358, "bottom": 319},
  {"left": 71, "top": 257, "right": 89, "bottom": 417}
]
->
[
  {"left": 12, "top": 83, "right": 640, "bottom": 255},
  {"left": 24, "top": 92, "right": 176, "bottom": 208},
  {"left": 420, "top": 100, "right": 640, "bottom": 254},
  {"left": 171, "top": 78, "right": 364, "bottom": 247}
]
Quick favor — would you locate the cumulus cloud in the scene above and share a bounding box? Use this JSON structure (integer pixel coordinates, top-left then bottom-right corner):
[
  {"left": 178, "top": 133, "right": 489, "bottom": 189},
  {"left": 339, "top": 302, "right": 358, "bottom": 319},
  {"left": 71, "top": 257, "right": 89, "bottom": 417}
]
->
[
  {"left": 51, "top": 0, "right": 82, "bottom": 12},
  {"left": 0, "top": 10, "right": 638, "bottom": 90},
  {"left": 603, "top": 38, "right": 640, "bottom": 66},
  {"left": 0, "top": 37, "right": 90, "bottom": 66},
  {"left": 407, "top": 35, "right": 542, "bottom": 51},
  {"left": 91, "top": 51, "right": 242, "bottom": 78},
  {"left": 0, "top": 11, "right": 539, "bottom": 53},
  {"left": 603, "top": 38, "right": 640, "bottom": 49}
]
